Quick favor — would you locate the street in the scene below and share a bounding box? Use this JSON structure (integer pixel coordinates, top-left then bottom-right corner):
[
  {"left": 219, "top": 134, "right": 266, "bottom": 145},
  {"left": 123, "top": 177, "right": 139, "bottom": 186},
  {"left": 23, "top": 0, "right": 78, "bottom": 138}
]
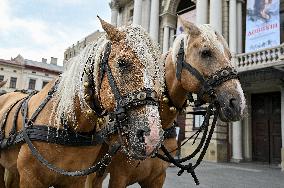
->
[{"left": 102, "top": 161, "right": 284, "bottom": 188}]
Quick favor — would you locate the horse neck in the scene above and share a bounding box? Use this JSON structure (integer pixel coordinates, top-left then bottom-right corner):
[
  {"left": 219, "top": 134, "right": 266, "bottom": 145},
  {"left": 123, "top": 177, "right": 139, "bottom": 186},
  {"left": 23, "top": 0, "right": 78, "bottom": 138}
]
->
[
  {"left": 160, "top": 51, "right": 187, "bottom": 129},
  {"left": 70, "top": 97, "right": 98, "bottom": 133}
]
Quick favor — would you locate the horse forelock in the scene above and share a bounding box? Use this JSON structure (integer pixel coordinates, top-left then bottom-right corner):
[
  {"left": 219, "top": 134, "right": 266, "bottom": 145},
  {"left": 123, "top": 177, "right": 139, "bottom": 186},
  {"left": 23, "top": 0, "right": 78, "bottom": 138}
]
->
[
  {"left": 171, "top": 33, "right": 188, "bottom": 64},
  {"left": 51, "top": 35, "right": 109, "bottom": 127},
  {"left": 171, "top": 25, "right": 229, "bottom": 65},
  {"left": 198, "top": 24, "right": 225, "bottom": 55},
  {"left": 119, "top": 25, "right": 165, "bottom": 96}
]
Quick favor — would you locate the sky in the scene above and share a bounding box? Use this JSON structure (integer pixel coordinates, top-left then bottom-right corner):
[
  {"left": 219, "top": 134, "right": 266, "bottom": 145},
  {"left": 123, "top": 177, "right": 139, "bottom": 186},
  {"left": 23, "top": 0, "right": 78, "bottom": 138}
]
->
[{"left": 0, "top": 0, "right": 111, "bottom": 66}]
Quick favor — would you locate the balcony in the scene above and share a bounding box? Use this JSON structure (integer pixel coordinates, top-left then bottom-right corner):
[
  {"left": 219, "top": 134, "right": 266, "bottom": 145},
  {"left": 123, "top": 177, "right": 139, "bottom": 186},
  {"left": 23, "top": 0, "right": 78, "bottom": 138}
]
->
[{"left": 235, "top": 44, "right": 284, "bottom": 72}]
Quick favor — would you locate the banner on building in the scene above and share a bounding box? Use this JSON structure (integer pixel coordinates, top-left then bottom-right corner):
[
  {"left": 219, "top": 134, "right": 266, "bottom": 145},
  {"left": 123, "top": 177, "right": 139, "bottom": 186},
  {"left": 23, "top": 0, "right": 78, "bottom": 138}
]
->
[
  {"left": 245, "top": 0, "right": 280, "bottom": 52},
  {"left": 176, "top": 9, "right": 196, "bottom": 35}
]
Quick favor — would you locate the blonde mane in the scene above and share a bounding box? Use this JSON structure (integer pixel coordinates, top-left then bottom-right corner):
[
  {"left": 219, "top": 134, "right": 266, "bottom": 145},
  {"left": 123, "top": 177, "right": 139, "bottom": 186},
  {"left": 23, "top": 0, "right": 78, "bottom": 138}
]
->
[
  {"left": 172, "top": 33, "right": 188, "bottom": 64},
  {"left": 51, "top": 36, "right": 108, "bottom": 126},
  {"left": 121, "top": 25, "right": 165, "bottom": 94}
]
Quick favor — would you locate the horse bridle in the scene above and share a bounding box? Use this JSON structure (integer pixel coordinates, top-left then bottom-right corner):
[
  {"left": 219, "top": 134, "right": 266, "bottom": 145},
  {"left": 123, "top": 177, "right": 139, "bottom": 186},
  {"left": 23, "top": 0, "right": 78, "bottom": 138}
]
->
[
  {"left": 176, "top": 39, "right": 239, "bottom": 103},
  {"left": 155, "top": 39, "right": 240, "bottom": 185}
]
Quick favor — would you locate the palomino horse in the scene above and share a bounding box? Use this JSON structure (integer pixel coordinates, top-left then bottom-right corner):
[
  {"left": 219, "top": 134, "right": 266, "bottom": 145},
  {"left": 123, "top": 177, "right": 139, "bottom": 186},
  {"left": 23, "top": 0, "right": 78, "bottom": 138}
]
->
[
  {"left": 0, "top": 18, "right": 165, "bottom": 188},
  {"left": 87, "top": 18, "right": 246, "bottom": 188}
]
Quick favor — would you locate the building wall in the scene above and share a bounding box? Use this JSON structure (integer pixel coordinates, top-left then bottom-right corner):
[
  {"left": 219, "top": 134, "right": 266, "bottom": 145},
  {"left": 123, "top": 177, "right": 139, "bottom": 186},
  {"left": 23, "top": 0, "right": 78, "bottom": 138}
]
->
[
  {"left": 0, "top": 57, "right": 62, "bottom": 92},
  {"left": 64, "top": 30, "right": 104, "bottom": 61},
  {"left": 0, "top": 64, "right": 23, "bottom": 92}
]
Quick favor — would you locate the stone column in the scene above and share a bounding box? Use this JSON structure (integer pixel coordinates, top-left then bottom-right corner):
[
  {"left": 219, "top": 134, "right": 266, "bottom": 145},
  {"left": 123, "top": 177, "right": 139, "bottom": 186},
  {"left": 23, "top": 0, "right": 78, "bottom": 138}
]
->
[
  {"left": 150, "top": 0, "right": 160, "bottom": 42},
  {"left": 110, "top": 1, "right": 119, "bottom": 26},
  {"left": 163, "top": 26, "right": 170, "bottom": 53},
  {"left": 237, "top": 0, "right": 243, "bottom": 53},
  {"left": 117, "top": 12, "right": 123, "bottom": 26},
  {"left": 280, "top": 86, "right": 284, "bottom": 170},
  {"left": 229, "top": 0, "right": 237, "bottom": 54},
  {"left": 170, "top": 28, "right": 175, "bottom": 48},
  {"left": 243, "top": 93, "right": 252, "bottom": 161},
  {"left": 231, "top": 121, "right": 243, "bottom": 162},
  {"left": 142, "top": 0, "right": 151, "bottom": 32},
  {"left": 196, "top": 0, "right": 208, "bottom": 24},
  {"left": 133, "top": 0, "right": 142, "bottom": 25},
  {"left": 209, "top": 0, "right": 222, "bottom": 33}
]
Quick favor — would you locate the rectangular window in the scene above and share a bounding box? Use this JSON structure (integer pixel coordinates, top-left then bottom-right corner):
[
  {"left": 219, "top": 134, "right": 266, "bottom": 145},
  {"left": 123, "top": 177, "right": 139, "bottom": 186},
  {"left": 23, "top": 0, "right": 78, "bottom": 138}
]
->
[
  {"left": 193, "top": 107, "right": 206, "bottom": 129},
  {"left": 129, "top": 9, "right": 134, "bottom": 21},
  {"left": 32, "top": 71, "right": 36, "bottom": 74},
  {"left": 45, "top": 73, "right": 49, "bottom": 76},
  {"left": 193, "top": 114, "right": 204, "bottom": 129},
  {"left": 28, "top": 79, "right": 36, "bottom": 90},
  {"left": 42, "top": 81, "right": 49, "bottom": 88},
  {"left": 0, "top": 75, "right": 4, "bottom": 82},
  {"left": 9, "top": 77, "right": 17, "bottom": 89}
]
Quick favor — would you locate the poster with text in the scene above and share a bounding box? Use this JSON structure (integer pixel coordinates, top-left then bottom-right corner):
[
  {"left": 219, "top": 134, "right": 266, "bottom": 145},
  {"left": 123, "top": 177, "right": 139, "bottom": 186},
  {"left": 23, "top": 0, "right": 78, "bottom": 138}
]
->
[
  {"left": 176, "top": 9, "right": 196, "bottom": 35},
  {"left": 245, "top": 0, "right": 280, "bottom": 52}
]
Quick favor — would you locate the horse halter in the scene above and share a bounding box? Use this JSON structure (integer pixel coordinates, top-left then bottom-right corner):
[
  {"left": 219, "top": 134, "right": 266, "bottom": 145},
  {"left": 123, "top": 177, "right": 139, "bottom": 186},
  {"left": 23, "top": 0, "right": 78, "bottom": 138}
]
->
[{"left": 176, "top": 39, "right": 239, "bottom": 102}]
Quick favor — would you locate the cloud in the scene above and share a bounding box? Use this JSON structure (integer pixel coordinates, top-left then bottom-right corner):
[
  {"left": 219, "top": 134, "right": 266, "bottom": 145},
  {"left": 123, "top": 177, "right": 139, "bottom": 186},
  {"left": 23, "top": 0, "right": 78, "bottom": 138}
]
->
[
  {"left": 0, "top": 0, "right": 108, "bottom": 64},
  {"left": 0, "top": 0, "right": 11, "bottom": 30}
]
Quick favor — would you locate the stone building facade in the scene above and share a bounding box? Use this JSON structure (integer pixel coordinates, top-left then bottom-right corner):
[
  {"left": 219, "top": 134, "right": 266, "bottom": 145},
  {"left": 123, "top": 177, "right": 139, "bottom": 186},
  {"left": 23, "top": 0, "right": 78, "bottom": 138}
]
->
[
  {"left": 0, "top": 55, "right": 63, "bottom": 92},
  {"left": 64, "top": 30, "right": 104, "bottom": 62},
  {"left": 108, "top": 0, "right": 284, "bottom": 169}
]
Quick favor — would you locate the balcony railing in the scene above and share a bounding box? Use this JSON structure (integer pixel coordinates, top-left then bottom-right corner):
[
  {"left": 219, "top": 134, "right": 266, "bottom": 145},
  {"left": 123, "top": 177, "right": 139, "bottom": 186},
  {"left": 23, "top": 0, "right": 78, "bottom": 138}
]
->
[{"left": 235, "top": 44, "right": 284, "bottom": 72}]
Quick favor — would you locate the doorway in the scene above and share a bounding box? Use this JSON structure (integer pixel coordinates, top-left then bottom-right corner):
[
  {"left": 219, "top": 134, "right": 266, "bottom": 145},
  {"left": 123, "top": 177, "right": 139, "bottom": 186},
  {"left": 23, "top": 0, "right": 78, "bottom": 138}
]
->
[{"left": 251, "top": 92, "right": 281, "bottom": 164}]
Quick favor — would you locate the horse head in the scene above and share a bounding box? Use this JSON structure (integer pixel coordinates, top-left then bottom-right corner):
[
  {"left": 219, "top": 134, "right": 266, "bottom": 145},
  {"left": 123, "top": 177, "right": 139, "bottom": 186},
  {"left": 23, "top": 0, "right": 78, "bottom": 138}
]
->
[
  {"left": 96, "top": 18, "right": 164, "bottom": 159},
  {"left": 172, "top": 18, "right": 245, "bottom": 122}
]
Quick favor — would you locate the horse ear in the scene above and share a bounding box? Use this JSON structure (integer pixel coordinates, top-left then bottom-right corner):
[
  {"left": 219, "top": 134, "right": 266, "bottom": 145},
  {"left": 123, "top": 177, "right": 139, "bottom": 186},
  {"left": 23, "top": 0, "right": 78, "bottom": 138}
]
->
[
  {"left": 179, "top": 16, "right": 200, "bottom": 36},
  {"left": 97, "top": 16, "right": 125, "bottom": 42}
]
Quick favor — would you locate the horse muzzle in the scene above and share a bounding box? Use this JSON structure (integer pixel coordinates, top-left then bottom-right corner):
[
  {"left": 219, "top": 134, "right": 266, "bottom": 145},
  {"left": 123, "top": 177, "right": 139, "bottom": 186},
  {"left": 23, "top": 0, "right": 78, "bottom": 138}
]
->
[
  {"left": 125, "top": 105, "right": 163, "bottom": 160},
  {"left": 217, "top": 93, "right": 245, "bottom": 122}
]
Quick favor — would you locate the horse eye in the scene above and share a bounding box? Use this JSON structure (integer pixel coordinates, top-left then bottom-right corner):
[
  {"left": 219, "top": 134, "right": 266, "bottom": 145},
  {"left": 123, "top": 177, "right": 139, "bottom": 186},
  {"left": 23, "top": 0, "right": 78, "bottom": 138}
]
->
[
  {"left": 117, "top": 59, "right": 130, "bottom": 69},
  {"left": 200, "top": 49, "right": 212, "bottom": 58}
]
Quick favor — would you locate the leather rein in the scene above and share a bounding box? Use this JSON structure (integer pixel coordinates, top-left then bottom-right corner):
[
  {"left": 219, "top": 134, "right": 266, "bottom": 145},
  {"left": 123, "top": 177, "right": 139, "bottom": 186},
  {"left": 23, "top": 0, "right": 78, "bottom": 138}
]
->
[
  {"left": 0, "top": 41, "right": 160, "bottom": 176},
  {"left": 156, "top": 39, "right": 239, "bottom": 185}
]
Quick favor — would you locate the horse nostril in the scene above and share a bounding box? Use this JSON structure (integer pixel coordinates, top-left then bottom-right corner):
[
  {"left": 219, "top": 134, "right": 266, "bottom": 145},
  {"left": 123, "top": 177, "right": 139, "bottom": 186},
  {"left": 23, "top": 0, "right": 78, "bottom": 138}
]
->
[
  {"left": 136, "top": 130, "right": 145, "bottom": 143},
  {"left": 136, "top": 127, "right": 150, "bottom": 142},
  {"left": 141, "top": 127, "right": 151, "bottom": 136},
  {"left": 229, "top": 98, "right": 238, "bottom": 110}
]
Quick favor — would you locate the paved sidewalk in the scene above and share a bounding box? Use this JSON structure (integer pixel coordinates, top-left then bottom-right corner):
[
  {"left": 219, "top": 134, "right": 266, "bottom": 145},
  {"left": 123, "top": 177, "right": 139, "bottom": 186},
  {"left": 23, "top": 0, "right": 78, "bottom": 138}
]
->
[{"left": 103, "top": 161, "right": 284, "bottom": 188}]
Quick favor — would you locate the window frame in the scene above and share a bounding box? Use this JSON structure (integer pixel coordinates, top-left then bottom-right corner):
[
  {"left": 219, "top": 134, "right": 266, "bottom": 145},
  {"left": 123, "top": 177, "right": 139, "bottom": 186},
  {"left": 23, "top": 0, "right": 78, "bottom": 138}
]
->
[
  {"left": 9, "top": 77, "right": 17, "bottom": 89},
  {"left": 28, "top": 79, "right": 36, "bottom": 90},
  {"left": 0, "top": 75, "right": 4, "bottom": 82},
  {"left": 192, "top": 106, "right": 206, "bottom": 130},
  {"left": 42, "top": 81, "right": 49, "bottom": 89}
]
